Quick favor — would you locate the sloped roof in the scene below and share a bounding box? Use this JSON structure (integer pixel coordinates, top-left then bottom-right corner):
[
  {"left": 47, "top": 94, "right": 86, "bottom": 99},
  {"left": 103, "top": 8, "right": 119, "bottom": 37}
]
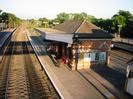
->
[
  {"left": 75, "top": 21, "right": 99, "bottom": 33},
  {"left": 36, "top": 28, "right": 66, "bottom": 33},
  {"left": 53, "top": 20, "right": 113, "bottom": 38},
  {"left": 53, "top": 20, "right": 83, "bottom": 33},
  {"left": 53, "top": 20, "right": 100, "bottom": 33}
]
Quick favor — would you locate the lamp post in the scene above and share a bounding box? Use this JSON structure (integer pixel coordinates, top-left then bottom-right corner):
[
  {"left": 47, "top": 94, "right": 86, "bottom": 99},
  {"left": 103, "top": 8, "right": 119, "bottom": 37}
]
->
[
  {"left": 74, "top": 34, "right": 79, "bottom": 70},
  {"left": 118, "top": 24, "right": 122, "bottom": 38}
]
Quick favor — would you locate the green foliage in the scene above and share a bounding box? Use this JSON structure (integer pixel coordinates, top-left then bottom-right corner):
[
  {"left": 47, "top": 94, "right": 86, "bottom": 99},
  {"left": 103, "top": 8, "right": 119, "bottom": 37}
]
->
[
  {"left": 37, "top": 12, "right": 95, "bottom": 27},
  {"left": 38, "top": 17, "right": 49, "bottom": 28},
  {"left": 55, "top": 12, "right": 69, "bottom": 23},
  {"left": 36, "top": 10, "right": 133, "bottom": 38},
  {"left": 28, "top": 19, "right": 37, "bottom": 28},
  {"left": 122, "top": 19, "right": 133, "bottom": 38},
  {"left": 54, "top": 12, "right": 94, "bottom": 23},
  {"left": 112, "top": 15, "right": 126, "bottom": 33},
  {"left": 0, "top": 10, "right": 2, "bottom": 13},
  {"left": 72, "top": 12, "right": 94, "bottom": 22},
  {"left": 93, "top": 18, "right": 114, "bottom": 32},
  {"left": 0, "top": 12, "right": 21, "bottom": 28},
  {"left": 93, "top": 10, "right": 133, "bottom": 38},
  {"left": 118, "top": 10, "right": 133, "bottom": 20}
]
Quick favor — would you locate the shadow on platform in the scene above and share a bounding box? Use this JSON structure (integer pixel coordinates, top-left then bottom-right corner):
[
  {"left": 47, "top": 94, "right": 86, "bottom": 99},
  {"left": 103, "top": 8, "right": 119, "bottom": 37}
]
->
[{"left": 90, "top": 65, "right": 126, "bottom": 91}]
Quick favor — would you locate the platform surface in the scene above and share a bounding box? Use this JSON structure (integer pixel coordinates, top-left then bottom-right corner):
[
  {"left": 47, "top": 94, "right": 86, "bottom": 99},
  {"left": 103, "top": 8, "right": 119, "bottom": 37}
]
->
[
  {"left": 0, "top": 31, "right": 11, "bottom": 47},
  {"left": 27, "top": 30, "right": 105, "bottom": 99},
  {"left": 0, "top": 29, "right": 14, "bottom": 62}
]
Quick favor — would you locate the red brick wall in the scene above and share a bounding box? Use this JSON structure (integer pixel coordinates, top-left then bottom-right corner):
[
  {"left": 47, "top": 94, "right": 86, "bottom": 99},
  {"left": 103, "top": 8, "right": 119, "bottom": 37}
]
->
[
  {"left": 71, "top": 39, "right": 112, "bottom": 70},
  {"left": 80, "top": 40, "right": 111, "bottom": 51}
]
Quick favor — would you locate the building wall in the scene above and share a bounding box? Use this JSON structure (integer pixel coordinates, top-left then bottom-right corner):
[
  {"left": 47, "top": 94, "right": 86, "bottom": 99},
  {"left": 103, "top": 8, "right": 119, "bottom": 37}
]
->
[
  {"left": 71, "top": 39, "right": 112, "bottom": 70},
  {"left": 46, "top": 39, "right": 112, "bottom": 70},
  {"left": 0, "top": 23, "right": 6, "bottom": 31}
]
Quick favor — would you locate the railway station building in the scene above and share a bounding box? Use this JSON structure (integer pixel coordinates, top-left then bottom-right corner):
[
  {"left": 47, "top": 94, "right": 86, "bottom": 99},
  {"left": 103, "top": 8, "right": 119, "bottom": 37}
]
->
[
  {"left": 36, "top": 20, "right": 113, "bottom": 70},
  {"left": 0, "top": 23, "right": 5, "bottom": 31}
]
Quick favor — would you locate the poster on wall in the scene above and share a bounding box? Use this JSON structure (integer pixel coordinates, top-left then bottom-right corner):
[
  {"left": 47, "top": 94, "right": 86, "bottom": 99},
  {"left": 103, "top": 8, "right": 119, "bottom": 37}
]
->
[
  {"left": 84, "top": 53, "right": 91, "bottom": 62},
  {"left": 99, "top": 52, "right": 106, "bottom": 61}
]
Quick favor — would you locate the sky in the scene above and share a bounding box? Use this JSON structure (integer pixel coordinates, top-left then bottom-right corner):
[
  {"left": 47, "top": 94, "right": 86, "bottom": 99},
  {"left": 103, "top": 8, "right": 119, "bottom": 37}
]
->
[{"left": 0, "top": 0, "right": 133, "bottom": 19}]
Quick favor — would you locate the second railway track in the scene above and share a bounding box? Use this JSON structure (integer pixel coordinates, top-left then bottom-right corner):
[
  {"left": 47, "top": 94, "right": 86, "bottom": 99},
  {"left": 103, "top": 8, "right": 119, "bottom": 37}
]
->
[{"left": 0, "top": 26, "right": 60, "bottom": 99}]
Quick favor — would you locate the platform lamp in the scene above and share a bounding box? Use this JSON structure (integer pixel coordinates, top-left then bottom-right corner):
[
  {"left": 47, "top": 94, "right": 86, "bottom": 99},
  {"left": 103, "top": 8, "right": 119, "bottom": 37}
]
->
[{"left": 74, "top": 34, "right": 79, "bottom": 70}]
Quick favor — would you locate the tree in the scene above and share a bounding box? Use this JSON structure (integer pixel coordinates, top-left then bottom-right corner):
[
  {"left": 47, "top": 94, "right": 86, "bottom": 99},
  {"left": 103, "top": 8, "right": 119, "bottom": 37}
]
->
[
  {"left": 29, "top": 19, "right": 36, "bottom": 27},
  {"left": 122, "top": 19, "right": 133, "bottom": 38},
  {"left": 73, "top": 13, "right": 83, "bottom": 20},
  {"left": 38, "top": 17, "right": 49, "bottom": 28},
  {"left": 38, "top": 12, "right": 95, "bottom": 27},
  {"left": 117, "top": 10, "right": 133, "bottom": 38},
  {"left": 55, "top": 12, "right": 69, "bottom": 23},
  {"left": 0, "top": 10, "right": 1, "bottom": 13},
  {"left": 112, "top": 15, "right": 126, "bottom": 36},
  {"left": 0, "top": 12, "right": 21, "bottom": 28},
  {"left": 118, "top": 10, "right": 133, "bottom": 20},
  {"left": 72, "top": 12, "right": 94, "bottom": 22},
  {"left": 0, "top": 10, "right": 2, "bottom": 22},
  {"left": 1, "top": 12, "right": 9, "bottom": 26},
  {"left": 92, "top": 18, "right": 114, "bottom": 32},
  {"left": 35, "top": 10, "right": 133, "bottom": 38}
]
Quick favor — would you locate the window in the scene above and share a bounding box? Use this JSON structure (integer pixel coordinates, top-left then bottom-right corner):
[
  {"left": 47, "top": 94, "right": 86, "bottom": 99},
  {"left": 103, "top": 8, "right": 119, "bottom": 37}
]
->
[
  {"left": 95, "top": 53, "right": 99, "bottom": 61},
  {"left": 84, "top": 52, "right": 96, "bottom": 62},
  {"left": 84, "top": 52, "right": 91, "bottom": 62},
  {"left": 90, "top": 53, "right": 95, "bottom": 61}
]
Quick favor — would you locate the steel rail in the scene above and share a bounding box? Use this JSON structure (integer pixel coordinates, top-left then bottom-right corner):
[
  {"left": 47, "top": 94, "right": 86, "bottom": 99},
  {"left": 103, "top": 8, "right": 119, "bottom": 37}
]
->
[
  {"left": 4, "top": 28, "right": 18, "bottom": 99},
  {"left": 0, "top": 28, "right": 18, "bottom": 98}
]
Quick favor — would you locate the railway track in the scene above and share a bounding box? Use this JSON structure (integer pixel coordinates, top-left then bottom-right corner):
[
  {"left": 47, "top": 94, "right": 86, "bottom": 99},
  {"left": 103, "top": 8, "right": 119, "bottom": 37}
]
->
[
  {"left": 111, "top": 49, "right": 133, "bottom": 60},
  {"left": 24, "top": 35, "right": 60, "bottom": 98},
  {"left": 110, "top": 49, "right": 133, "bottom": 74},
  {"left": 0, "top": 42, "right": 13, "bottom": 98},
  {"left": 0, "top": 26, "right": 18, "bottom": 99},
  {"left": 79, "top": 67, "right": 132, "bottom": 99},
  {"left": 0, "top": 26, "right": 60, "bottom": 99}
]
